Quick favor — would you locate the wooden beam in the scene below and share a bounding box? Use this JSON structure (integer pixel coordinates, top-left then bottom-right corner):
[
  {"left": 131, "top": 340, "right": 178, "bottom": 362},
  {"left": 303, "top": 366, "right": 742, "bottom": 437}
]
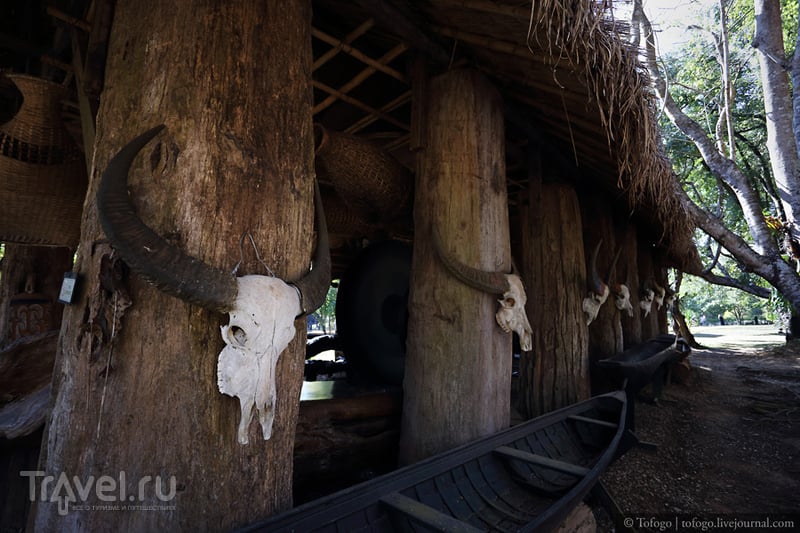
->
[
  {"left": 380, "top": 493, "right": 483, "bottom": 532},
  {"left": 432, "top": 25, "right": 561, "bottom": 65},
  {"left": 344, "top": 90, "right": 411, "bottom": 134},
  {"left": 494, "top": 446, "right": 590, "bottom": 476},
  {"left": 314, "top": 42, "right": 408, "bottom": 115},
  {"left": 312, "top": 19, "right": 374, "bottom": 71},
  {"left": 355, "top": 0, "right": 451, "bottom": 66},
  {"left": 436, "top": 0, "right": 529, "bottom": 20},
  {"left": 71, "top": 28, "right": 95, "bottom": 173},
  {"left": 313, "top": 79, "right": 409, "bottom": 130},
  {"left": 46, "top": 6, "right": 92, "bottom": 32},
  {"left": 312, "top": 28, "right": 406, "bottom": 82}
]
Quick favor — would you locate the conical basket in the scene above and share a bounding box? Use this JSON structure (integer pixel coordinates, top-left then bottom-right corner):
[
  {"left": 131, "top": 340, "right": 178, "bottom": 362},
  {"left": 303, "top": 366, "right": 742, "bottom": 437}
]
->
[
  {"left": 314, "top": 124, "right": 413, "bottom": 226},
  {"left": 0, "top": 74, "right": 88, "bottom": 246}
]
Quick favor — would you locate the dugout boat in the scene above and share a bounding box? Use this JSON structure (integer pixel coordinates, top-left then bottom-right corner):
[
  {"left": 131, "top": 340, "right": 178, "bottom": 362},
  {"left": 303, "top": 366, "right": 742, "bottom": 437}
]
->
[{"left": 240, "top": 390, "right": 629, "bottom": 532}]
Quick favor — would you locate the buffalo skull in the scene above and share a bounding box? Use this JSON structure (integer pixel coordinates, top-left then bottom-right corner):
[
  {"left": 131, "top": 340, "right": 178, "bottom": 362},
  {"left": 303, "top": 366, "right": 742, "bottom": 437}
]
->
[
  {"left": 582, "top": 241, "right": 610, "bottom": 325},
  {"left": 433, "top": 233, "right": 532, "bottom": 351},
  {"left": 606, "top": 248, "right": 634, "bottom": 318},
  {"left": 639, "top": 279, "right": 656, "bottom": 317},
  {"left": 97, "top": 126, "right": 330, "bottom": 445}
]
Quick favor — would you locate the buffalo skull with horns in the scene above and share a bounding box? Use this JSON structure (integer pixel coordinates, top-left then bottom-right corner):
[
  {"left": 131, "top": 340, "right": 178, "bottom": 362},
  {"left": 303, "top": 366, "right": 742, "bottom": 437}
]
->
[
  {"left": 432, "top": 233, "right": 532, "bottom": 351},
  {"left": 639, "top": 278, "right": 657, "bottom": 317},
  {"left": 582, "top": 241, "right": 610, "bottom": 325},
  {"left": 97, "top": 126, "right": 330, "bottom": 445},
  {"left": 606, "top": 248, "right": 634, "bottom": 318}
]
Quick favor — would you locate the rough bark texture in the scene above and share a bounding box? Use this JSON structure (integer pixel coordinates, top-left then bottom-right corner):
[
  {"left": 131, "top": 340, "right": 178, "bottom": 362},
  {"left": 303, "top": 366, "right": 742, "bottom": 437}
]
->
[
  {"left": 582, "top": 198, "right": 623, "bottom": 361},
  {"left": 0, "top": 245, "right": 72, "bottom": 347},
  {"left": 754, "top": 0, "right": 800, "bottom": 245},
  {"left": 400, "top": 69, "right": 511, "bottom": 465},
  {"left": 33, "top": 1, "right": 314, "bottom": 530},
  {"left": 618, "top": 228, "right": 642, "bottom": 349},
  {"left": 518, "top": 172, "right": 589, "bottom": 419},
  {"left": 637, "top": 242, "right": 662, "bottom": 340}
]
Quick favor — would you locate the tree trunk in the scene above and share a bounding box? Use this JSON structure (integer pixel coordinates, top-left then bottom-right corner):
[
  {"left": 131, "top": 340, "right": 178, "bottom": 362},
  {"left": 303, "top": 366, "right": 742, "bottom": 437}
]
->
[
  {"left": 400, "top": 68, "right": 511, "bottom": 465},
  {"left": 33, "top": 1, "right": 314, "bottom": 530},
  {"left": 635, "top": 2, "right": 800, "bottom": 316},
  {"left": 753, "top": 0, "right": 800, "bottom": 245},
  {"left": 618, "top": 227, "right": 642, "bottom": 348},
  {"left": 518, "top": 171, "right": 589, "bottom": 418},
  {"left": 582, "top": 198, "right": 623, "bottom": 363},
  {"left": 638, "top": 242, "right": 660, "bottom": 340},
  {"left": 0, "top": 244, "right": 72, "bottom": 347}
]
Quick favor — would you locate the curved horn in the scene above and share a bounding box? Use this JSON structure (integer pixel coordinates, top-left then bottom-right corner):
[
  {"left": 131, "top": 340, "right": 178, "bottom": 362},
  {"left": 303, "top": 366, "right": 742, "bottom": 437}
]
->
[
  {"left": 588, "top": 240, "right": 606, "bottom": 295},
  {"left": 433, "top": 231, "right": 510, "bottom": 294},
  {"left": 290, "top": 179, "right": 331, "bottom": 316},
  {"left": 606, "top": 247, "right": 621, "bottom": 287},
  {"left": 97, "top": 125, "right": 238, "bottom": 313}
]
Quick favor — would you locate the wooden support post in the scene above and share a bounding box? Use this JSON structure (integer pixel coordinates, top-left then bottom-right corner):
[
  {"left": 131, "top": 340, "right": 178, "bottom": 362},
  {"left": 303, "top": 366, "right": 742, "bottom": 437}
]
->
[
  {"left": 400, "top": 68, "right": 511, "bottom": 465},
  {"left": 517, "top": 148, "right": 590, "bottom": 418},
  {"left": 619, "top": 227, "right": 642, "bottom": 349},
  {"left": 33, "top": 1, "right": 315, "bottom": 530},
  {"left": 582, "top": 197, "right": 623, "bottom": 393}
]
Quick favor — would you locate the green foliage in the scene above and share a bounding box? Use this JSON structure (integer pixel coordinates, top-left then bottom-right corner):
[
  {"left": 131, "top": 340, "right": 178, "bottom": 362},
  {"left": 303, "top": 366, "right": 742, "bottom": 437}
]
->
[
  {"left": 655, "top": 0, "right": 798, "bottom": 316},
  {"left": 680, "top": 272, "right": 774, "bottom": 324},
  {"left": 310, "top": 282, "right": 337, "bottom": 334}
]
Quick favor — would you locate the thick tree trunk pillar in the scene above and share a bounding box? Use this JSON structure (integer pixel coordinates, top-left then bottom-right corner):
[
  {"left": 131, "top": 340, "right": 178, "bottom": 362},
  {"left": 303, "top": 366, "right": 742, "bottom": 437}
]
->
[
  {"left": 34, "top": 2, "right": 314, "bottom": 530},
  {"left": 582, "top": 199, "right": 623, "bottom": 368},
  {"left": 400, "top": 69, "right": 511, "bottom": 465},
  {"left": 618, "top": 228, "right": 642, "bottom": 349},
  {"left": 518, "top": 174, "right": 589, "bottom": 419},
  {"left": 638, "top": 240, "right": 660, "bottom": 339}
]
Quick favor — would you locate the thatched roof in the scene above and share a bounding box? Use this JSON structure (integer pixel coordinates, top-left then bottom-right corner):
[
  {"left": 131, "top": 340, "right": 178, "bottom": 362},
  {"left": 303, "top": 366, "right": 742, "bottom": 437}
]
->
[
  {"left": 311, "top": 0, "right": 697, "bottom": 268},
  {"left": 0, "top": 0, "right": 697, "bottom": 267}
]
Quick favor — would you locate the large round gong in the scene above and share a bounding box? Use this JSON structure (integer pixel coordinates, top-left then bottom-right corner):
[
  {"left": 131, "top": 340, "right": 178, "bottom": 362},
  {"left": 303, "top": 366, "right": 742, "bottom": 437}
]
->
[{"left": 336, "top": 240, "right": 411, "bottom": 385}]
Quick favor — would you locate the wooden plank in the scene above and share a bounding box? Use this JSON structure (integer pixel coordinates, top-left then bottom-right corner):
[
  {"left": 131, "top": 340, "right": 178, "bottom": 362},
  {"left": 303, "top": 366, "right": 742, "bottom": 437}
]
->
[
  {"left": 567, "top": 414, "right": 618, "bottom": 429},
  {"left": 494, "top": 446, "right": 590, "bottom": 477},
  {"left": 380, "top": 492, "right": 484, "bottom": 532}
]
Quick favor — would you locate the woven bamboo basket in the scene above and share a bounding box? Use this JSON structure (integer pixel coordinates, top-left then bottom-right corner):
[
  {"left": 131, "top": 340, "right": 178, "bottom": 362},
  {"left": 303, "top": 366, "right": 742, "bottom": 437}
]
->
[
  {"left": 0, "top": 74, "right": 88, "bottom": 246},
  {"left": 314, "top": 124, "right": 413, "bottom": 226}
]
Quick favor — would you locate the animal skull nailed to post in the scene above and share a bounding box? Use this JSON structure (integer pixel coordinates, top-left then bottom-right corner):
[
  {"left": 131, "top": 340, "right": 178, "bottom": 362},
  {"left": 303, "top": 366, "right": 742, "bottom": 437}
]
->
[
  {"left": 96, "top": 125, "right": 330, "bottom": 445},
  {"left": 606, "top": 248, "right": 634, "bottom": 318},
  {"left": 432, "top": 233, "right": 533, "bottom": 351},
  {"left": 639, "top": 279, "right": 656, "bottom": 317},
  {"left": 582, "top": 241, "right": 610, "bottom": 325}
]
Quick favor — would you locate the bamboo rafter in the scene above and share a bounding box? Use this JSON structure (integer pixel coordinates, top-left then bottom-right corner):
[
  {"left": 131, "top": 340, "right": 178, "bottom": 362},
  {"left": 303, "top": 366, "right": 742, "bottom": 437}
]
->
[
  {"left": 314, "top": 42, "right": 409, "bottom": 115},
  {"left": 312, "top": 79, "right": 410, "bottom": 131},
  {"left": 313, "top": 19, "right": 375, "bottom": 71},
  {"left": 344, "top": 90, "right": 411, "bottom": 135},
  {"left": 312, "top": 28, "right": 406, "bottom": 82}
]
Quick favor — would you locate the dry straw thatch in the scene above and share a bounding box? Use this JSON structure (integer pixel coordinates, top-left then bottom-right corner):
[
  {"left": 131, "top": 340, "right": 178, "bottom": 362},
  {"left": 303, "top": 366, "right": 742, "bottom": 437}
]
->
[{"left": 526, "top": 0, "right": 696, "bottom": 266}]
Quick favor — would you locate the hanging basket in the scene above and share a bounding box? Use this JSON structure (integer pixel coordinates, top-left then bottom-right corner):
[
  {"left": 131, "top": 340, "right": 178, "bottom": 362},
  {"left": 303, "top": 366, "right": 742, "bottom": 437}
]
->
[
  {"left": 314, "top": 124, "right": 413, "bottom": 226},
  {"left": 0, "top": 74, "right": 88, "bottom": 246}
]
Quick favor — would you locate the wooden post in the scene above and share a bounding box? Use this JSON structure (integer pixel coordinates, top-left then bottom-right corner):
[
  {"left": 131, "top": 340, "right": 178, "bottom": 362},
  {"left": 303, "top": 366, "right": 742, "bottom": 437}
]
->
[
  {"left": 582, "top": 199, "right": 624, "bottom": 365},
  {"left": 33, "top": 1, "right": 314, "bottom": 530},
  {"left": 517, "top": 149, "right": 590, "bottom": 418},
  {"left": 638, "top": 238, "right": 660, "bottom": 340},
  {"left": 400, "top": 69, "right": 511, "bottom": 464},
  {"left": 618, "top": 227, "right": 642, "bottom": 349}
]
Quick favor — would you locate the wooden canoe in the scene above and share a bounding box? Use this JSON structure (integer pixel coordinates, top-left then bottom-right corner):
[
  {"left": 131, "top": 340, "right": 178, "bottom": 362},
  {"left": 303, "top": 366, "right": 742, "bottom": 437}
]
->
[
  {"left": 597, "top": 334, "right": 690, "bottom": 391},
  {"left": 240, "top": 390, "right": 628, "bottom": 533}
]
